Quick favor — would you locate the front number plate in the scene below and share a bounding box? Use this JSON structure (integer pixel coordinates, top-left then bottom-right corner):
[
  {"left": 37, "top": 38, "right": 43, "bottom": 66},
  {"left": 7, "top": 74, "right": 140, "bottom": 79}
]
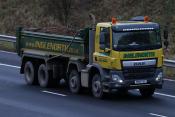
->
[{"left": 135, "top": 80, "right": 147, "bottom": 84}]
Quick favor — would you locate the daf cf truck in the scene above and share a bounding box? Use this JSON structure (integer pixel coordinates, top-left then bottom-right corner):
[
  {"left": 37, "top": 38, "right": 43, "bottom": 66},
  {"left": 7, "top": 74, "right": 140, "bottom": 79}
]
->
[{"left": 16, "top": 16, "right": 164, "bottom": 98}]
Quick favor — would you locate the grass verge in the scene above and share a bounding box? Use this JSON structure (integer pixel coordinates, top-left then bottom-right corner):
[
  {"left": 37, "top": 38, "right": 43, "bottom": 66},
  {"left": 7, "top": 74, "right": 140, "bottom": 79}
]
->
[
  {"left": 163, "top": 67, "right": 175, "bottom": 80},
  {"left": 0, "top": 40, "right": 16, "bottom": 52}
]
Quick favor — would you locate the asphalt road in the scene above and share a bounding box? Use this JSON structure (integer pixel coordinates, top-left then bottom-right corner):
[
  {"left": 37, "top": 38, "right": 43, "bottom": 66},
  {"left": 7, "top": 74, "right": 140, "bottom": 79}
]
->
[{"left": 0, "top": 50, "right": 175, "bottom": 117}]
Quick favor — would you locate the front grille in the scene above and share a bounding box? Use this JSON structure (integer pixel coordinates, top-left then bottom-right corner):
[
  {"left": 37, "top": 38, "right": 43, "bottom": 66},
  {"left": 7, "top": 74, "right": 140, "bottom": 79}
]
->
[{"left": 123, "top": 67, "right": 156, "bottom": 80}]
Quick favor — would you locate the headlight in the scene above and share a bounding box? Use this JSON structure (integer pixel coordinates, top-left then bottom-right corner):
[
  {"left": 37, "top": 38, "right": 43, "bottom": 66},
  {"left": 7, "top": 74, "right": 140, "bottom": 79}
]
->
[
  {"left": 156, "top": 72, "right": 163, "bottom": 82},
  {"left": 112, "top": 74, "right": 123, "bottom": 83}
]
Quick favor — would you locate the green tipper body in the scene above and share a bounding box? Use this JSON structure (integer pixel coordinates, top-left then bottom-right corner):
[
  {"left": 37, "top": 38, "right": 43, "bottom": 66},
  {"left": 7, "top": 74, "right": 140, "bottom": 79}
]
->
[{"left": 16, "top": 28, "right": 89, "bottom": 60}]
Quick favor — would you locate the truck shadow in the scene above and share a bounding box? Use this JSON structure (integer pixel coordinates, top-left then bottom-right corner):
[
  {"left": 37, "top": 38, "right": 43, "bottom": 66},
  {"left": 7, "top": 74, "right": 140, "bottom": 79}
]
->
[
  {"left": 19, "top": 81, "right": 162, "bottom": 104},
  {"left": 56, "top": 84, "right": 162, "bottom": 103}
]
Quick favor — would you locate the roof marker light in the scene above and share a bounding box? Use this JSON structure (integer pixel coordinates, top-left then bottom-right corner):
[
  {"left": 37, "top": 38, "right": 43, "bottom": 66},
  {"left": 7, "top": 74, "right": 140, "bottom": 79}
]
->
[
  {"left": 112, "top": 17, "right": 117, "bottom": 24},
  {"left": 144, "top": 16, "right": 150, "bottom": 23}
]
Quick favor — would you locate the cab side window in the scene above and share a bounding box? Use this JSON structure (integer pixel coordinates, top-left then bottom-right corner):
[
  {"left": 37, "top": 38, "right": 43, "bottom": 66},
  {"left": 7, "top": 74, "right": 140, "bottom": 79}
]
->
[{"left": 99, "top": 28, "right": 110, "bottom": 50}]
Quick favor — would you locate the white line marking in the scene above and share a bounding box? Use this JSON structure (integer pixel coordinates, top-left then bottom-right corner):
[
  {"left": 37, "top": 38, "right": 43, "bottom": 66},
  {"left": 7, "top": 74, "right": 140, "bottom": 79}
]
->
[
  {"left": 42, "top": 90, "right": 67, "bottom": 97},
  {"left": 155, "top": 92, "right": 175, "bottom": 99},
  {"left": 149, "top": 113, "right": 167, "bottom": 117},
  {"left": 0, "top": 63, "right": 20, "bottom": 69},
  {"left": 0, "top": 50, "right": 16, "bottom": 54},
  {"left": 164, "top": 78, "right": 175, "bottom": 82}
]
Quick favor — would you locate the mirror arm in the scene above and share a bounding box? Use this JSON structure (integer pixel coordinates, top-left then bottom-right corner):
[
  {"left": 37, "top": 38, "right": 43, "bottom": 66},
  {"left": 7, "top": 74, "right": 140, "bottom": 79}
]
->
[{"left": 104, "top": 48, "right": 111, "bottom": 53}]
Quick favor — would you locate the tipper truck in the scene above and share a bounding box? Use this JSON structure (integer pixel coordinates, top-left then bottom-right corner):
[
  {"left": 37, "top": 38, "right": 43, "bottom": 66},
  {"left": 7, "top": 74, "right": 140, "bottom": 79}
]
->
[{"left": 16, "top": 16, "right": 164, "bottom": 98}]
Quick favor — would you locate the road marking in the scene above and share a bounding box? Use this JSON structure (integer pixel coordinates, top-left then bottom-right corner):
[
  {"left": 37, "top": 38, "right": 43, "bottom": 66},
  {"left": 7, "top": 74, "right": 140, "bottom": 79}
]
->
[
  {"left": 0, "top": 50, "right": 16, "bottom": 54},
  {"left": 155, "top": 92, "right": 175, "bottom": 99},
  {"left": 42, "top": 90, "right": 67, "bottom": 97},
  {"left": 149, "top": 113, "right": 167, "bottom": 117},
  {"left": 0, "top": 63, "right": 20, "bottom": 69},
  {"left": 164, "top": 78, "right": 175, "bottom": 82}
]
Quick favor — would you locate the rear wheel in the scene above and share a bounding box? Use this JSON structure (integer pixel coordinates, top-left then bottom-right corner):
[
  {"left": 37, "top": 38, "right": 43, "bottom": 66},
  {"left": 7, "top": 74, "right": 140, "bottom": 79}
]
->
[
  {"left": 24, "top": 61, "right": 38, "bottom": 85},
  {"left": 139, "top": 88, "right": 155, "bottom": 98},
  {"left": 38, "top": 64, "right": 56, "bottom": 88},
  {"left": 69, "top": 70, "right": 81, "bottom": 94},
  {"left": 91, "top": 74, "right": 104, "bottom": 99}
]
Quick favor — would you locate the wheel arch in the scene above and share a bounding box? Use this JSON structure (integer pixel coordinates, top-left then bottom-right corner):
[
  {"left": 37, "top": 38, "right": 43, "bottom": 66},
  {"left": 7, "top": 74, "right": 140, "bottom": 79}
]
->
[
  {"left": 87, "top": 63, "right": 104, "bottom": 87},
  {"left": 67, "top": 60, "right": 85, "bottom": 75}
]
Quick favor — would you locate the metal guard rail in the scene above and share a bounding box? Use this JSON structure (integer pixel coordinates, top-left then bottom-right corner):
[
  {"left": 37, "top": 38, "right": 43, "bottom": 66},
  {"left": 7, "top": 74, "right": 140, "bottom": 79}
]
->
[
  {"left": 164, "top": 59, "right": 175, "bottom": 68},
  {"left": 0, "top": 34, "right": 16, "bottom": 42}
]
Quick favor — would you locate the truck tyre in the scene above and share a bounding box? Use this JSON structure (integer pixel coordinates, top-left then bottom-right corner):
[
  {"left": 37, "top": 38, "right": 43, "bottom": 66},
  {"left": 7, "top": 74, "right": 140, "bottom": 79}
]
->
[
  {"left": 69, "top": 70, "right": 81, "bottom": 94},
  {"left": 24, "top": 61, "right": 38, "bottom": 85},
  {"left": 38, "top": 64, "right": 56, "bottom": 88},
  {"left": 139, "top": 88, "right": 155, "bottom": 98},
  {"left": 92, "top": 74, "right": 104, "bottom": 99}
]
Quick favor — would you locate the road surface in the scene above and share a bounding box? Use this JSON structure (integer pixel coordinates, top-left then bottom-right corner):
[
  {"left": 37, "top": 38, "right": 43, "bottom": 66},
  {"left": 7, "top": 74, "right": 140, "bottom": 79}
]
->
[{"left": 0, "top": 50, "right": 175, "bottom": 117}]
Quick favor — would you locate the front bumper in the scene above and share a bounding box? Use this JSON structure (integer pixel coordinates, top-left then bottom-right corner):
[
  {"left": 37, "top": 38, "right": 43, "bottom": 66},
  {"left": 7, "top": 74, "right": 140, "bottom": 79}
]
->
[{"left": 102, "top": 68, "right": 163, "bottom": 92}]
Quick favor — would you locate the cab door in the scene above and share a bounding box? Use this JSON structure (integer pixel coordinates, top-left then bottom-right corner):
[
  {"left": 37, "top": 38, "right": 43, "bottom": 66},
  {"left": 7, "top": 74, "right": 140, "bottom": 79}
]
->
[{"left": 94, "top": 27, "right": 112, "bottom": 69}]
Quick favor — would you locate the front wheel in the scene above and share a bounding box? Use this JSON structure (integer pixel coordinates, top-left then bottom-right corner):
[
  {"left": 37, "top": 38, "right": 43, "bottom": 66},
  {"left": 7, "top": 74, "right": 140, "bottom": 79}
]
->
[
  {"left": 139, "top": 88, "right": 155, "bottom": 98},
  {"left": 91, "top": 74, "right": 104, "bottom": 99}
]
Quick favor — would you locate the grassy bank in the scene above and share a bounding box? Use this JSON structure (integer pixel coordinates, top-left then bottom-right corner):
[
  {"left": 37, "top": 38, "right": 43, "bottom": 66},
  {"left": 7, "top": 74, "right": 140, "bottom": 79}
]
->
[
  {"left": 0, "top": 40, "right": 16, "bottom": 52},
  {"left": 164, "top": 67, "right": 175, "bottom": 79}
]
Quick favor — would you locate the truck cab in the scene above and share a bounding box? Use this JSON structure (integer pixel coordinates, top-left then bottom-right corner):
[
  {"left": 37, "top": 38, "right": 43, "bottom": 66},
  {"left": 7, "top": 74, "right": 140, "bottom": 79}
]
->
[{"left": 89, "top": 17, "right": 163, "bottom": 98}]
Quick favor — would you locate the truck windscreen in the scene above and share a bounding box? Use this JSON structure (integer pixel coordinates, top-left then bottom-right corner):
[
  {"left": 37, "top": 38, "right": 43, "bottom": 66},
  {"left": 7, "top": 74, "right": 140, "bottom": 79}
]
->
[{"left": 112, "top": 30, "right": 162, "bottom": 51}]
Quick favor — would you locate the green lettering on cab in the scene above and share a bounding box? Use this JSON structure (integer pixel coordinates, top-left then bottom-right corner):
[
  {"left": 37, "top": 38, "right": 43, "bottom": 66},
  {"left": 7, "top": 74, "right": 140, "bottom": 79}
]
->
[{"left": 124, "top": 52, "right": 155, "bottom": 59}]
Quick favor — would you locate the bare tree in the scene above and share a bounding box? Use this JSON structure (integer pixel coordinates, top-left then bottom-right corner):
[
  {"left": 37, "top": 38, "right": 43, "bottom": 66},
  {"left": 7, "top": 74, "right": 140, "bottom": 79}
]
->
[
  {"left": 61, "top": 0, "right": 73, "bottom": 25},
  {"left": 44, "top": 0, "right": 74, "bottom": 25}
]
